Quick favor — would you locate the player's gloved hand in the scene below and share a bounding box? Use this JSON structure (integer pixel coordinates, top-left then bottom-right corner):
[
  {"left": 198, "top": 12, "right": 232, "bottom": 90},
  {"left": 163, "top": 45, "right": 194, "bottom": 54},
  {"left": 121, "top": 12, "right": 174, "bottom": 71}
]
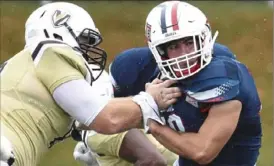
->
[
  {"left": 133, "top": 78, "right": 181, "bottom": 133},
  {"left": 0, "top": 136, "right": 15, "bottom": 166},
  {"left": 132, "top": 79, "right": 175, "bottom": 133},
  {"left": 145, "top": 78, "right": 181, "bottom": 110},
  {"left": 133, "top": 91, "right": 164, "bottom": 133},
  {"left": 73, "top": 142, "right": 96, "bottom": 166}
]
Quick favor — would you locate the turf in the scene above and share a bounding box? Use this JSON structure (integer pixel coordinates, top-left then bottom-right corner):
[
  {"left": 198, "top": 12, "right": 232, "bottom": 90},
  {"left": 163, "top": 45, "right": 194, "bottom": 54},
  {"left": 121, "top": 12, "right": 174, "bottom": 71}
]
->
[{"left": 0, "top": 1, "right": 272, "bottom": 165}]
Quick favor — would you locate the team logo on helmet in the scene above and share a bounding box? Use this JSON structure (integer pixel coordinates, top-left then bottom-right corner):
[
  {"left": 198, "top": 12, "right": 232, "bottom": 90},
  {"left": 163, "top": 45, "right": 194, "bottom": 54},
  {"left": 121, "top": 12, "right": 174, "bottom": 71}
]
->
[
  {"left": 52, "top": 9, "right": 71, "bottom": 27},
  {"left": 145, "top": 23, "right": 152, "bottom": 42}
]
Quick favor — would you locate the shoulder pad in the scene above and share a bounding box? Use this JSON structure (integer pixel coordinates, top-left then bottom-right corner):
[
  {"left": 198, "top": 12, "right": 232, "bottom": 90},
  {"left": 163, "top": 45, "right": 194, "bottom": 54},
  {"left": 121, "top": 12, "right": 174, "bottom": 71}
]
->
[
  {"left": 29, "top": 39, "right": 84, "bottom": 69},
  {"left": 29, "top": 39, "right": 69, "bottom": 58},
  {"left": 110, "top": 47, "right": 153, "bottom": 85}
]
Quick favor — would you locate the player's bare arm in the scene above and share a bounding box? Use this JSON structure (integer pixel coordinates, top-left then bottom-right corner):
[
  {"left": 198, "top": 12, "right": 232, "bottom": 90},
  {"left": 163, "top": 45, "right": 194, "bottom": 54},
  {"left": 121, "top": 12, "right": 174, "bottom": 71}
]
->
[
  {"left": 118, "top": 129, "right": 167, "bottom": 166},
  {"left": 89, "top": 78, "right": 181, "bottom": 134},
  {"left": 148, "top": 100, "right": 242, "bottom": 165},
  {"left": 53, "top": 77, "right": 181, "bottom": 134}
]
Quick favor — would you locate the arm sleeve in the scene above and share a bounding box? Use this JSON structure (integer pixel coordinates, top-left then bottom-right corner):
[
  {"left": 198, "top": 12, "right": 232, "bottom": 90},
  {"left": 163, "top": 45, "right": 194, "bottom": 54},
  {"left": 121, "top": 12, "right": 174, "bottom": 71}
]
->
[{"left": 52, "top": 79, "right": 110, "bottom": 126}]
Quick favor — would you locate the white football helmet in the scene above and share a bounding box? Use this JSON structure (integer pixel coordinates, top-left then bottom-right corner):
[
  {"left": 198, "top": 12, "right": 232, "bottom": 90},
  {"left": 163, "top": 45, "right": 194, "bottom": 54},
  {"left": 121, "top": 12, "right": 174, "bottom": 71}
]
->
[
  {"left": 25, "top": 2, "right": 107, "bottom": 80},
  {"left": 145, "top": 1, "right": 219, "bottom": 80}
]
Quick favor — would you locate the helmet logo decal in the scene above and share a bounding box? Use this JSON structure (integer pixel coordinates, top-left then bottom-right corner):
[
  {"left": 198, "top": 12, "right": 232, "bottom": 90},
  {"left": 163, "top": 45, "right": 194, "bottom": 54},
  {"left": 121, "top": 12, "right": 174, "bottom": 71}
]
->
[
  {"left": 171, "top": 2, "right": 179, "bottom": 31},
  {"left": 159, "top": 4, "right": 167, "bottom": 34},
  {"left": 158, "top": 2, "right": 180, "bottom": 34},
  {"left": 145, "top": 23, "right": 152, "bottom": 42},
  {"left": 52, "top": 9, "right": 71, "bottom": 27}
]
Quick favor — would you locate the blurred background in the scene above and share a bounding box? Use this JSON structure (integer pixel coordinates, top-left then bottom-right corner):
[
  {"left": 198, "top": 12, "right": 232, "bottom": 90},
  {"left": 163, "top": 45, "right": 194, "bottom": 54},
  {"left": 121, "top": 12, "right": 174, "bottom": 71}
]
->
[{"left": 0, "top": 1, "right": 273, "bottom": 166}]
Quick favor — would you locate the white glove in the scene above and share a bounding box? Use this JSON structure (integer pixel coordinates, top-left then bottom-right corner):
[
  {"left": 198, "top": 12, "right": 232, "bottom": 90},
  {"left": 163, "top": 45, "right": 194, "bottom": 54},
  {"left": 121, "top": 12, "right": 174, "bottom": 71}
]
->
[
  {"left": 81, "top": 130, "right": 97, "bottom": 146},
  {"left": 132, "top": 92, "right": 165, "bottom": 133},
  {"left": 73, "top": 142, "right": 99, "bottom": 166},
  {"left": 0, "top": 135, "right": 15, "bottom": 166},
  {"left": 0, "top": 161, "right": 9, "bottom": 166}
]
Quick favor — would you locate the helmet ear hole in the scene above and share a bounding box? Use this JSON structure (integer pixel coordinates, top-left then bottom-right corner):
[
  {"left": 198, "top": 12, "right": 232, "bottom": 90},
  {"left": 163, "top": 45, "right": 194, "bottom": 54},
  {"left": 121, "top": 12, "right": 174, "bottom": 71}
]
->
[
  {"left": 53, "top": 33, "right": 63, "bottom": 41},
  {"left": 156, "top": 45, "right": 166, "bottom": 57}
]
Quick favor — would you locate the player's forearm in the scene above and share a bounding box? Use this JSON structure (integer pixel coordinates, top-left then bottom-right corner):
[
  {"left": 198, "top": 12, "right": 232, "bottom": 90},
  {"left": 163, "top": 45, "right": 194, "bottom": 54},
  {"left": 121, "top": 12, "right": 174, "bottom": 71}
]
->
[
  {"left": 119, "top": 129, "right": 167, "bottom": 166},
  {"left": 149, "top": 122, "right": 209, "bottom": 164},
  {"left": 90, "top": 97, "right": 143, "bottom": 134}
]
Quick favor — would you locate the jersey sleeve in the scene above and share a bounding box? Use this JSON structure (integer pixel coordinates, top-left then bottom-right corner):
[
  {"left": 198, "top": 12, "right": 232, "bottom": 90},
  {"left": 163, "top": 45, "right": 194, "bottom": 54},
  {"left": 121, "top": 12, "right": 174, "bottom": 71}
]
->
[
  {"left": 185, "top": 78, "right": 240, "bottom": 103},
  {"left": 33, "top": 42, "right": 88, "bottom": 94},
  {"left": 183, "top": 57, "right": 241, "bottom": 104}
]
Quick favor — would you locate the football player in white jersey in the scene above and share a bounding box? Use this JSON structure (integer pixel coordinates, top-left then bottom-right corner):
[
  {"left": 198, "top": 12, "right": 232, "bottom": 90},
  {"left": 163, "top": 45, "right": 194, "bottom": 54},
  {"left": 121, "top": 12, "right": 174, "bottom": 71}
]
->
[{"left": 0, "top": 2, "right": 181, "bottom": 166}]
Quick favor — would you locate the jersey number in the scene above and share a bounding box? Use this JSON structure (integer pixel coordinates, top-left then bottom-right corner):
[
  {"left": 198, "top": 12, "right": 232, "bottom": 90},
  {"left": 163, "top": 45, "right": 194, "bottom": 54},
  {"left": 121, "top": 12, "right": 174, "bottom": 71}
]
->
[{"left": 166, "top": 114, "right": 185, "bottom": 132}]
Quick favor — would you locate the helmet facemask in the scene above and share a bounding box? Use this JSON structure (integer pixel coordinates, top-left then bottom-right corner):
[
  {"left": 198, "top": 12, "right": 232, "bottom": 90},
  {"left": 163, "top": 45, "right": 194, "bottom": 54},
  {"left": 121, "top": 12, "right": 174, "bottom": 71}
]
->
[
  {"left": 152, "top": 26, "right": 218, "bottom": 80},
  {"left": 64, "top": 23, "right": 107, "bottom": 81}
]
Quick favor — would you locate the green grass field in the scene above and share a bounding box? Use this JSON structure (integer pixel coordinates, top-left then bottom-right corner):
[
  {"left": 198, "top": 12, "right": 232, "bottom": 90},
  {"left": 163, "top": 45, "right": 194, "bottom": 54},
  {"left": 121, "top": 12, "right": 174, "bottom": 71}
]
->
[{"left": 0, "top": 1, "right": 272, "bottom": 165}]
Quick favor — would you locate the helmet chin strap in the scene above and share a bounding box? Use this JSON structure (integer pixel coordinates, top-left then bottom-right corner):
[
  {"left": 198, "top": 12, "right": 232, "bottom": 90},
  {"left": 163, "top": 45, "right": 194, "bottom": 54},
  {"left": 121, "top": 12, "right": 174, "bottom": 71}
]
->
[
  {"left": 64, "top": 22, "right": 78, "bottom": 40},
  {"left": 63, "top": 22, "right": 107, "bottom": 82},
  {"left": 211, "top": 31, "right": 219, "bottom": 47}
]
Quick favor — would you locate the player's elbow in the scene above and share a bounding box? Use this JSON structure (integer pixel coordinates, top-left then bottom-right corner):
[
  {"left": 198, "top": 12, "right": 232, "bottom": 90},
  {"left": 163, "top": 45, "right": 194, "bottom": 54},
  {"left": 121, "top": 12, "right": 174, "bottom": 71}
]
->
[{"left": 193, "top": 148, "right": 216, "bottom": 165}]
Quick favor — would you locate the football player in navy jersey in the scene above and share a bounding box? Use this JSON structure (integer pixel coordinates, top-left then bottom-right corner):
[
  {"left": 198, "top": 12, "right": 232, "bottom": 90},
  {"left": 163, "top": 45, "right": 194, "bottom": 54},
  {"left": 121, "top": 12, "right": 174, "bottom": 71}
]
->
[
  {"left": 109, "top": 1, "right": 262, "bottom": 165},
  {"left": 144, "top": 1, "right": 262, "bottom": 165}
]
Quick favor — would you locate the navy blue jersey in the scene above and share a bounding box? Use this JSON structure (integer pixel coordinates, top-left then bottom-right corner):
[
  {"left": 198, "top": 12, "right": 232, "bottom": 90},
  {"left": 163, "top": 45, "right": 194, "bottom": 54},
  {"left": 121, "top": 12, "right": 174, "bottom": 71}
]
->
[{"left": 110, "top": 43, "right": 261, "bottom": 165}]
